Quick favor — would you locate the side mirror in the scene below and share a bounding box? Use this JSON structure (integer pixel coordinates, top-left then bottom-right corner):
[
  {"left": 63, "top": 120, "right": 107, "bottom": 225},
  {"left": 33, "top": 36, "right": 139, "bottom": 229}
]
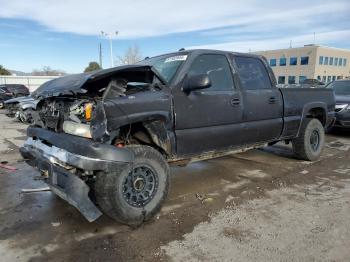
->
[{"left": 182, "top": 74, "right": 211, "bottom": 93}]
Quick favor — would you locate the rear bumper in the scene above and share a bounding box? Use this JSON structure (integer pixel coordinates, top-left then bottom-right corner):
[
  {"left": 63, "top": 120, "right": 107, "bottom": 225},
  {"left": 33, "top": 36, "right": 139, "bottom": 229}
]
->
[{"left": 20, "top": 127, "right": 134, "bottom": 222}]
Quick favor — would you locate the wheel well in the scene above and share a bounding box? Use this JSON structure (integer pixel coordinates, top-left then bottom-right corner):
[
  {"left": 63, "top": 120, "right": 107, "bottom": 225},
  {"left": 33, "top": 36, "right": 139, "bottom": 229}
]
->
[
  {"left": 112, "top": 122, "right": 169, "bottom": 156},
  {"left": 306, "top": 107, "right": 326, "bottom": 126}
]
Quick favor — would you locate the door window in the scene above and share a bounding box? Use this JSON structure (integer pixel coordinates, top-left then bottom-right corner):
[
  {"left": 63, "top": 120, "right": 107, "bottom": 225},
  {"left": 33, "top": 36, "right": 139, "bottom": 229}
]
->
[
  {"left": 234, "top": 56, "right": 272, "bottom": 90},
  {"left": 188, "top": 54, "right": 234, "bottom": 91}
]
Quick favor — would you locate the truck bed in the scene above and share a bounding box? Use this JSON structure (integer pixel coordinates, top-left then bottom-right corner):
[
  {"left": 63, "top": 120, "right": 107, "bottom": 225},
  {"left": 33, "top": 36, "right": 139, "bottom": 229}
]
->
[{"left": 280, "top": 87, "right": 335, "bottom": 138}]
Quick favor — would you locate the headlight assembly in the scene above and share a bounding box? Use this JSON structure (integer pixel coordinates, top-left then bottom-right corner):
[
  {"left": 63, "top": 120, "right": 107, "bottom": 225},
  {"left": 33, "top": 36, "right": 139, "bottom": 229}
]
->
[{"left": 63, "top": 121, "right": 92, "bottom": 138}]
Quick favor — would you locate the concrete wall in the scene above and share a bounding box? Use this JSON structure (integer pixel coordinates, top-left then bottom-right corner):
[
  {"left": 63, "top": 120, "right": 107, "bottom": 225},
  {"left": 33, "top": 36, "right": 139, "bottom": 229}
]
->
[{"left": 0, "top": 76, "right": 58, "bottom": 92}]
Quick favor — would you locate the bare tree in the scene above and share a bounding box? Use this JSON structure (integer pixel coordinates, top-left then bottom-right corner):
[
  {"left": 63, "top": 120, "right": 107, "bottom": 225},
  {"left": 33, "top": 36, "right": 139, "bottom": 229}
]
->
[
  {"left": 32, "top": 66, "right": 66, "bottom": 76},
  {"left": 117, "top": 45, "right": 143, "bottom": 65}
]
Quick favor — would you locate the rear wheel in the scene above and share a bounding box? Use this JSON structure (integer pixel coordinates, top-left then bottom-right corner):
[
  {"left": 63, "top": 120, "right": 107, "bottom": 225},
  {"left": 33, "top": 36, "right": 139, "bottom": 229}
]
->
[
  {"left": 292, "top": 118, "right": 325, "bottom": 161},
  {"left": 95, "top": 145, "right": 170, "bottom": 226},
  {"left": 0, "top": 101, "right": 4, "bottom": 109}
]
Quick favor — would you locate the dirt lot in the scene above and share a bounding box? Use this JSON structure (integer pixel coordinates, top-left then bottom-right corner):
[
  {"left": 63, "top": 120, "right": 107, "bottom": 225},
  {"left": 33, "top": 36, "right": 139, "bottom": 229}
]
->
[{"left": 1, "top": 110, "right": 350, "bottom": 262}]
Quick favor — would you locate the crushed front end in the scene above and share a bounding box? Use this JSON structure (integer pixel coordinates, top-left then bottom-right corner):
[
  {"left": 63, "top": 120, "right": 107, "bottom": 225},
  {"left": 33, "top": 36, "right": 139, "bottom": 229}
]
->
[{"left": 20, "top": 65, "right": 161, "bottom": 221}]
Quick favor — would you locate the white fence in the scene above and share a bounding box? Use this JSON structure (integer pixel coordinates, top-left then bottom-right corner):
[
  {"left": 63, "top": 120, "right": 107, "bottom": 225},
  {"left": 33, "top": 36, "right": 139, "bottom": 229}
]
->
[{"left": 0, "top": 76, "right": 59, "bottom": 92}]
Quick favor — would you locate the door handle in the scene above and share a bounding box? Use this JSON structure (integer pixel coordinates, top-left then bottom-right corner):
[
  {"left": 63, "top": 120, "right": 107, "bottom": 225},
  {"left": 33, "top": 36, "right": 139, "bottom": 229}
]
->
[
  {"left": 268, "top": 97, "right": 277, "bottom": 104},
  {"left": 230, "top": 98, "right": 240, "bottom": 106}
]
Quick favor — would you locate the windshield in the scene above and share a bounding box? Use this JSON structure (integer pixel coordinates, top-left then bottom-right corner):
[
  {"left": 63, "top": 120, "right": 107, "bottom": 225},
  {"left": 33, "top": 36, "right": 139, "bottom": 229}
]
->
[
  {"left": 326, "top": 81, "right": 350, "bottom": 95},
  {"left": 138, "top": 53, "right": 188, "bottom": 83}
]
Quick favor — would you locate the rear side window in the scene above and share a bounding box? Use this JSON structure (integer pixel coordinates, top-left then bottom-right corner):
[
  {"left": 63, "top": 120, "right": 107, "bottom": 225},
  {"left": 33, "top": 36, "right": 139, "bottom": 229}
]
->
[
  {"left": 188, "top": 54, "right": 234, "bottom": 91},
  {"left": 234, "top": 56, "right": 272, "bottom": 90}
]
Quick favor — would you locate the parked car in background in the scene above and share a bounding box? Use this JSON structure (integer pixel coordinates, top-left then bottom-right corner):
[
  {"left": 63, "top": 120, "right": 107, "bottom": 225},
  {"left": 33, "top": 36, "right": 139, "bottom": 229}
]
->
[
  {"left": 326, "top": 79, "right": 350, "bottom": 129},
  {"left": 0, "top": 84, "right": 30, "bottom": 108},
  {"left": 4, "top": 96, "right": 37, "bottom": 123},
  {"left": 300, "top": 79, "right": 325, "bottom": 88},
  {"left": 20, "top": 49, "right": 335, "bottom": 225}
]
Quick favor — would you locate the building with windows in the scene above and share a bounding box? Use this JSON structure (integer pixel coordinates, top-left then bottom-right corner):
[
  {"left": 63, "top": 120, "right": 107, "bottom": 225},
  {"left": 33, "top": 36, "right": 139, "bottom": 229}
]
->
[{"left": 254, "top": 45, "right": 350, "bottom": 85}]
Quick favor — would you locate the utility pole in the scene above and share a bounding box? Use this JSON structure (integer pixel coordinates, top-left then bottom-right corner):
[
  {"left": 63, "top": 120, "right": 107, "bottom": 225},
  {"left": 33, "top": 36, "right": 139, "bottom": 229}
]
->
[
  {"left": 98, "top": 43, "right": 103, "bottom": 68},
  {"left": 109, "top": 37, "right": 113, "bottom": 67},
  {"left": 101, "top": 30, "right": 119, "bottom": 68}
]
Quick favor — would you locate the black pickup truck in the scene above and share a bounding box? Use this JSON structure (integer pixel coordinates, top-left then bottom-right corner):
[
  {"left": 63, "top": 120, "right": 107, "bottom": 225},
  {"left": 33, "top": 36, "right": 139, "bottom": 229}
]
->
[{"left": 20, "top": 50, "right": 335, "bottom": 225}]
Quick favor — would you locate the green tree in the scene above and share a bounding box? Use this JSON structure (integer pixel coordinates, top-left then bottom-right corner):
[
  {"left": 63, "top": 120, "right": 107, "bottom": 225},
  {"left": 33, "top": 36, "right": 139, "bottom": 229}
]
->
[
  {"left": 0, "top": 65, "right": 11, "bottom": 75},
  {"left": 84, "top": 62, "right": 101, "bottom": 72}
]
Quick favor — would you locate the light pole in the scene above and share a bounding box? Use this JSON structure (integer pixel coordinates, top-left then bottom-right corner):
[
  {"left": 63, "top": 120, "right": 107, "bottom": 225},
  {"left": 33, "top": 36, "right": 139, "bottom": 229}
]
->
[{"left": 101, "top": 31, "right": 118, "bottom": 67}]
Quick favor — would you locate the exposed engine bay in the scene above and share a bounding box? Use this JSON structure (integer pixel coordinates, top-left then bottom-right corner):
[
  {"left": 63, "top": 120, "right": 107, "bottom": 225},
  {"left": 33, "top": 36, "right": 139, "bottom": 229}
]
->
[{"left": 31, "top": 66, "right": 165, "bottom": 141}]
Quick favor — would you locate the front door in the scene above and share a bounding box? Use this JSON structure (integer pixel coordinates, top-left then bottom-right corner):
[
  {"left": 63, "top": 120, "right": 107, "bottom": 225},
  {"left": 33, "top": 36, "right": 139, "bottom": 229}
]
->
[{"left": 173, "top": 54, "right": 244, "bottom": 156}]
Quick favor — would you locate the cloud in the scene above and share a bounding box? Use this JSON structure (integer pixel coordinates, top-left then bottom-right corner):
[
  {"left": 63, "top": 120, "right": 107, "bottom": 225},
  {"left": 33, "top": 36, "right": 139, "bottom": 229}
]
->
[
  {"left": 188, "top": 30, "right": 350, "bottom": 52},
  {"left": 0, "top": 0, "right": 349, "bottom": 39}
]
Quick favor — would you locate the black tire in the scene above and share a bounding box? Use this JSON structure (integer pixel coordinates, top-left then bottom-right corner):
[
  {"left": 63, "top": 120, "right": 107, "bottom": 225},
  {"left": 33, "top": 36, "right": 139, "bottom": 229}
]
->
[
  {"left": 95, "top": 145, "right": 170, "bottom": 226},
  {"left": 0, "top": 101, "right": 4, "bottom": 109},
  {"left": 292, "top": 118, "right": 325, "bottom": 161}
]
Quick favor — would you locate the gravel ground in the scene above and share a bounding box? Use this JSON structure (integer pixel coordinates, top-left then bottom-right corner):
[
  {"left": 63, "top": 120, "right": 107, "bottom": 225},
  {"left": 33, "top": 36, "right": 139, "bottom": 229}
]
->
[{"left": 163, "top": 176, "right": 350, "bottom": 262}]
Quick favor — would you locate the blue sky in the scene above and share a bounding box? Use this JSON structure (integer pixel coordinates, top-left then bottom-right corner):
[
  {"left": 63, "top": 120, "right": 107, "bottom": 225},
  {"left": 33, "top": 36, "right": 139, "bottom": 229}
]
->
[{"left": 0, "top": 0, "right": 349, "bottom": 73}]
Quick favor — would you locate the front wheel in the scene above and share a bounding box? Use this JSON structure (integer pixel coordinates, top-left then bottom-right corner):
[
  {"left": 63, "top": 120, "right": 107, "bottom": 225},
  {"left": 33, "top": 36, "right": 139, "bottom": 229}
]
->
[
  {"left": 95, "top": 145, "right": 170, "bottom": 226},
  {"left": 292, "top": 118, "right": 325, "bottom": 161}
]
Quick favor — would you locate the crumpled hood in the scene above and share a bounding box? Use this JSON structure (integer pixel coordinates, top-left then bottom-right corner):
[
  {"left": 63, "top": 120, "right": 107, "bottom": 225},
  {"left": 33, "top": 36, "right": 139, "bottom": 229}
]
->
[
  {"left": 32, "top": 65, "right": 163, "bottom": 99},
  {"left": 335, "top": 95, "right": 350, "bottom": 104}
]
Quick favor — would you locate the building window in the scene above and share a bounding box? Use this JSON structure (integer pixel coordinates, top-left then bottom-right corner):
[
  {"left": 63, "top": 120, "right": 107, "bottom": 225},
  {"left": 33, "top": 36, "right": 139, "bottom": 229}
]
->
[
  {"left": 279, "top": 57, "right": 286, "bottom": 66},
  {"left": 329, "top": 57, "right": 333, "bottom": 65},
  {"left": 327, "top": 76, "right": 332, "bottom": 82},
  {"left": 332, "top": 76, "right": 336, "bottom": 81},
  {"left": 319, "top": 56, "right": 323, "bottom": 65},
  {"left": 334, "top": 57, "right": 338, "bottom": 66},
  {"left": 344, "top": 58, "right": 347, "bottom": 66},
  {"left": 300, "top": 56, "right": 309, "bottom": 65},
  {"left": 337, "top": 76, "right": 342, "bottom": 80},
  {"left": 288, "top": 76, "right": 296, "bottom": 84},
  {"left": 278, "top": 76, "right": 285, "bottom": 84},
  {"left": 317, "top": 76, "right": 321, "bottom": 80},
  {"left": 322, "top": 76, "right": 326, "bottom": 82},
  {"left": 299, "top": 76, "right": 307, "bottom": 83},
  {"left": 339, "top": 58, "right": 342, "bottom": 66},
  {"left": 270, "top": 58, "right": 277, "bottom": 67},
  {"left": 290, "top": 57, "right": 297, "bottom": 66},
  {"left": 324, "top": 57, "right": 329, "bottom": 65}
]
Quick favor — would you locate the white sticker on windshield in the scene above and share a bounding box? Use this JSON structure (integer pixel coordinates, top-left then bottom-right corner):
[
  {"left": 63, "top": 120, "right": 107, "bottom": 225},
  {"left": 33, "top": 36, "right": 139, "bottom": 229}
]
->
[{"left": 165, "top": 55, "right": 188, "bottom": 63}]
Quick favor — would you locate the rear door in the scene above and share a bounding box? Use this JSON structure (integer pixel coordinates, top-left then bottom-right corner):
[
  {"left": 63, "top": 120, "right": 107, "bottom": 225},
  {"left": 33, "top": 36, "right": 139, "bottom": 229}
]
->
[
  {"left": 173, "top": 53, "right": 244, "bottom": 156},
  {"left": 232, "top": 55, "right": 283, "bottom": 144}
]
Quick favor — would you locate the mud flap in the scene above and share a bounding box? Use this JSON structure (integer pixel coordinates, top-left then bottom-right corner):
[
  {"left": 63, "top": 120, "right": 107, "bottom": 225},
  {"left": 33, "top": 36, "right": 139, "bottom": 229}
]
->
[{"left": 47, "top": 164, "right": 103, "bottom": 222}]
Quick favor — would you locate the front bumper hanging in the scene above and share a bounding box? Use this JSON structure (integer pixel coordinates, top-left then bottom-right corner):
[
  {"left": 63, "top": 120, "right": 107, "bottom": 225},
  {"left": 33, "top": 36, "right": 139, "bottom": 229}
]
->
[{"left": 20, "top": 127, "right": 134, "bottom": 222}]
